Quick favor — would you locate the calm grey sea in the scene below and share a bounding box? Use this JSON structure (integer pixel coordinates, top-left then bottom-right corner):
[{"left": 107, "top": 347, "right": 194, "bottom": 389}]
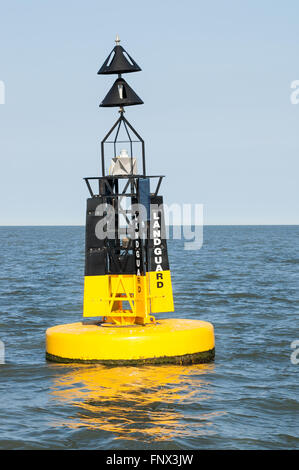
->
[{"left": 0, "top": 225, "right": 298, "bottom": 449}]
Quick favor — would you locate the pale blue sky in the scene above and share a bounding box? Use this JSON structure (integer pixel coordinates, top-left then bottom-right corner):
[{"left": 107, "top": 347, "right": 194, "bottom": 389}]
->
[{"left": 0, "top": 0, "right": 298, "bottom": 225}]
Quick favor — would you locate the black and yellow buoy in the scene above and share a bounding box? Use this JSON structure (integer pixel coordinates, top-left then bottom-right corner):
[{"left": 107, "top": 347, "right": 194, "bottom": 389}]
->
[{"left": 46, "top": 36, "right": 215, "bottom": 365}]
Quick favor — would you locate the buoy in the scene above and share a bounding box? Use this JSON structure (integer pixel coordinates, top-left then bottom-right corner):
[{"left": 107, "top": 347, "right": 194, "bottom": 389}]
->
[{"left": 45, "top": 36, "right": 215, "bottom": 365}]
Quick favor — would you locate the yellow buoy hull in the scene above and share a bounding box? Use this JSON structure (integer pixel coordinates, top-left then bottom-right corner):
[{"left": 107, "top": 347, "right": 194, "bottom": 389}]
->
[{"left": 46, "top": 319, "right": 215, "bottom": 365}]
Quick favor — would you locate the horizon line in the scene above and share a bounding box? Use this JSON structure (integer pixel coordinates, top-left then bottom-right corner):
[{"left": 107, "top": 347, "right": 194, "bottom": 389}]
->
[{"left": 0, "top": 224, "right": 298, "bottom": 227}]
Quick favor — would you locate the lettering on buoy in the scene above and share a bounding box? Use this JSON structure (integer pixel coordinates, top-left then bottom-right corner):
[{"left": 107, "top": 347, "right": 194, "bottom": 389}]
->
[
  {"left": 152, "top": 211, "right": 164, "bottom": 288},
  {"left": 156, "top": 272, "right": 164, "bottom": 288},
  {"left": 152, "top": 211, "right": 163, "bottom": 273},
  {"left": 134, "top": 218, "right": 142, "bottom": 276}
]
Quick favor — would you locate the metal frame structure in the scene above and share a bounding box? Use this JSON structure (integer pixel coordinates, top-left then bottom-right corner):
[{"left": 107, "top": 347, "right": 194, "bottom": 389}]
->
[
  {"left": 82, "top": 38, "right": 174, "bottom": 325},
  {"left": 100, "top": 110, "right": 146, "bottom": 177}
]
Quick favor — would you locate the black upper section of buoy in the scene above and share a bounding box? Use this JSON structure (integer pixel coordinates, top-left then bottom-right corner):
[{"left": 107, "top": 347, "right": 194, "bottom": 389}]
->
[
  {"left": 99, "top": 36, "right": 143, "bottom": 108},
  {"left": 98, "top": 45, "right": 141, "bottom": 75},
  {"left": 100, "top": 77, "right": 143, "bottom": 107}
]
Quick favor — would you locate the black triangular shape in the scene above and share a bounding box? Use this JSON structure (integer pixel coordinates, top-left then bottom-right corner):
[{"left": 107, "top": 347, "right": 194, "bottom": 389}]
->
[
  {"left": 100, "top": 78, "right": 144, "bottom": 107},
  {"left": 98, "top": 45, "right": 141, "bottom": 75}
]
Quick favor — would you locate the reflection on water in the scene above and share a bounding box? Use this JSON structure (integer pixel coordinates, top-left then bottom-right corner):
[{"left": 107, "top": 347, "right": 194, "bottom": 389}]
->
[{"left": 50, "top": 363, "right": 224, "bottom": 442}]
